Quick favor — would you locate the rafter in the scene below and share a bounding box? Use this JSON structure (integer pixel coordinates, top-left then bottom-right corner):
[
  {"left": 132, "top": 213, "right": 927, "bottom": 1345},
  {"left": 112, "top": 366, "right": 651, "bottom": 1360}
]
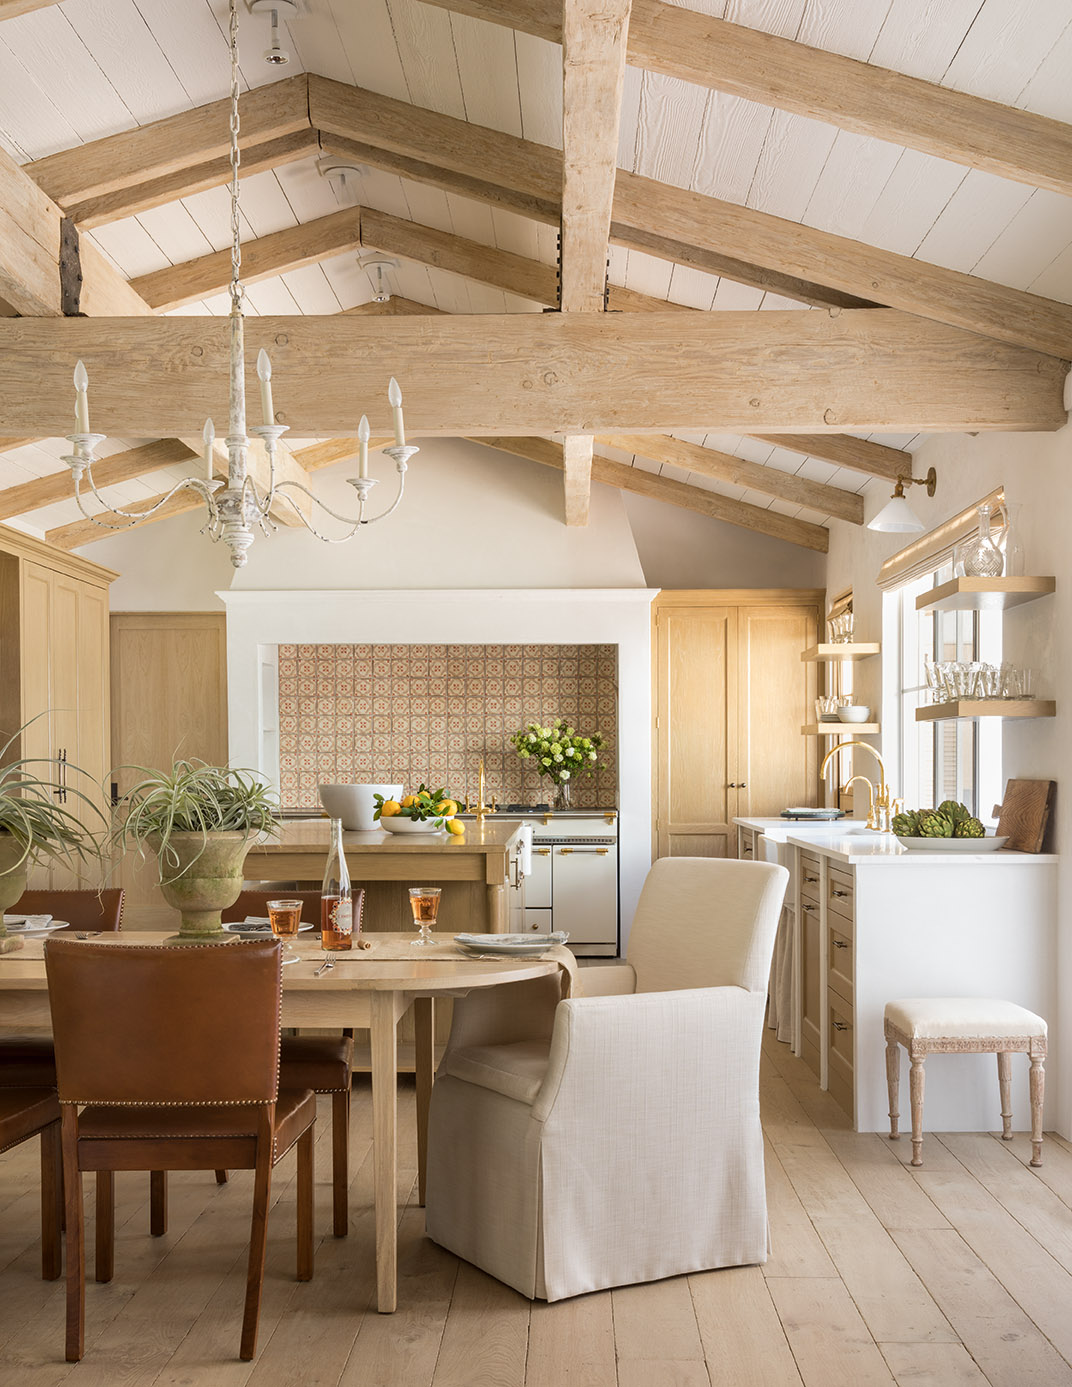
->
[
  {"left": 599, "top": 434, "right": 863, "bottom": 524},
  {"left": 0, "top": 311, "right": 1061, "bottom": 437},
  {"left": 46, "top": 489, "right": 206, "bottom": 551},
  {"left": 0, "top": 0, "right": 64, "bottom": 17},
  {"left": 750, "top": 434, "right": 907, "bottom": 483},
  {"left": 0, "top": 440, "right": 200, "bottom": 522},
  {"left": 471, "top": 436, "right": 829, "bottom": 552},
  {"left": 422, "top": 0, "right": 1072, "bottom": 197}
]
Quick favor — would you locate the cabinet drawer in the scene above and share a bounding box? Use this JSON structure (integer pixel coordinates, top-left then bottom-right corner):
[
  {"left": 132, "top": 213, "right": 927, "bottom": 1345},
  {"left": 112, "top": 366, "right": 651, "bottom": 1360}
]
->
[
  {"left": 799, "top": 859, "right": 822, "bottom": 893},
  {"left": 526, "top": 847, "right": 553, "bottom": 908},
  {"left": 524, "top": 908, "right": 553, "bottom": 935},
  {"left": 828, "top": 927, "right": 853, "bottom": 1007},
  {"left": 739, "top": 829, "right": 755, "bottom": 860},
  {"left": 828, "top": 992, "right": 855, "bottom": 1119},
  {"left": 827, "top": 865, "right": 855, "bottom": 924}
]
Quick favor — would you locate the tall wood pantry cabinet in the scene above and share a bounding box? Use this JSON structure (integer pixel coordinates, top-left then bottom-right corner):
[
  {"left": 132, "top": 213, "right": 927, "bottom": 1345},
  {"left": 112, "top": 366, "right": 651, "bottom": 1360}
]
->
[
  {"left": 0, "top": 526, "right": 115, "bottom": 886},
  {"left": 653, "top": 590, "right": 822, "bottom": 859}
]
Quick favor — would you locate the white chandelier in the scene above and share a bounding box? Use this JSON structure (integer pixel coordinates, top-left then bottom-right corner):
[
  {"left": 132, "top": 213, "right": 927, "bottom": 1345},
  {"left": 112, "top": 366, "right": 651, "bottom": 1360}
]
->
[{"left": 61, "top": 0, "right": 416, "bottom": 569}]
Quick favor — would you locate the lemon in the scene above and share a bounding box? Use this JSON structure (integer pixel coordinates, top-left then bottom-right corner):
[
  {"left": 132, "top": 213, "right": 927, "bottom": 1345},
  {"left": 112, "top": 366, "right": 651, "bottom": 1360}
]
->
[
  {"left": 436, "top": 798, "right": 459, "bottom": 817},
  {"left": 445, "top": 818, "right": 465, "bottom": 835},
  {"left": 400, "top": 794, "right": 418, "bottom": 808},
  {"left": 380, "top": 800, "right": 401, "bottom": 817}
]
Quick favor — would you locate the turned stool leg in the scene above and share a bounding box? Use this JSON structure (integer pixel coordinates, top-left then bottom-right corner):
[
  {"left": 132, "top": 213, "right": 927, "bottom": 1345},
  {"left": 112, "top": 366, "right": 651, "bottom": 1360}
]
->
[
  {"left": 997, "top": 1051, "right": 1014, "bottom": 1140},
  {"left": 886, "top": 1038, "right": 901, "bottom": 1139},
  {"left": 1029, "top": 1056, "right": 1045, "bottom": 1167},
  {"left": 909, "top": 1056, "right": 926, "bottom": 1167}
]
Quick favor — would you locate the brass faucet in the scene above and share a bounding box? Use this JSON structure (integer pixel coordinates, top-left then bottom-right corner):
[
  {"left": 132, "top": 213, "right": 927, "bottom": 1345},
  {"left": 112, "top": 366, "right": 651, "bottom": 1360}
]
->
[
  {"left": 468, "top": 756, "right": 493, "bottom": 822},
  {"left": 820, "top": 740, "right": 894, "bottom": 831}
]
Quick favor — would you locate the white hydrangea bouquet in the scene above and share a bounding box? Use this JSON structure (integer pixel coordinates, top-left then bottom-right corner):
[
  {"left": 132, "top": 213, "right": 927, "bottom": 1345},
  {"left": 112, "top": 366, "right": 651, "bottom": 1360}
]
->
[{"left": 510, "top": 719, "right": 604, "bottom": 805}]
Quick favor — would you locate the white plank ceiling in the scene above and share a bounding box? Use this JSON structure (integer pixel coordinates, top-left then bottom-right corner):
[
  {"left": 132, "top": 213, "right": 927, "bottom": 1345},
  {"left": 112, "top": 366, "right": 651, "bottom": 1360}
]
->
[{"left": 0, "top": 0, "right": 1069, "bottom": 538}]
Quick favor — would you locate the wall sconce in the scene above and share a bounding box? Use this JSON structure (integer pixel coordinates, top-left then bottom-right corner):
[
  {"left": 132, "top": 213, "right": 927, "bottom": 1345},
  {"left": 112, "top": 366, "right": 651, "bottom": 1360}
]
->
[{"left": 867, "top": 468, "right": 937, "bottom": 533}]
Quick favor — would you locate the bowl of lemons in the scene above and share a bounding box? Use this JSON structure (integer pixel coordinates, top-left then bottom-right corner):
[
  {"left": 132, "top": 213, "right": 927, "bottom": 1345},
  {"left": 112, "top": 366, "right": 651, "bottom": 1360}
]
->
[{"left": 374, "top": 786, "right": 465, "bottom": 836}]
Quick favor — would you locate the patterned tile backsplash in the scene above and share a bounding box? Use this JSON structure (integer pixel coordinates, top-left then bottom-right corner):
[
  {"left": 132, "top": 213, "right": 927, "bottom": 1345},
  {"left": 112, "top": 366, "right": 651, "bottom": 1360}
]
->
[{"left": 277, "top": 643, "right": 618, "bottom": 811}]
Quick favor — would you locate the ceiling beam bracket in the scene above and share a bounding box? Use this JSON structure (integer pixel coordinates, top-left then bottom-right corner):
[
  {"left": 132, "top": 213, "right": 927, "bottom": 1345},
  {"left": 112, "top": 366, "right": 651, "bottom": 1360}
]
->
[{"left": 59, "top": 217, "right": 84, "bottom": 317}]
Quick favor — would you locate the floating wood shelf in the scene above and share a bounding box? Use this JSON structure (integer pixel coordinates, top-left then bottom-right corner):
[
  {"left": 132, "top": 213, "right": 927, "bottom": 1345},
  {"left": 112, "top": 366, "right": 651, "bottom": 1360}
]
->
[
  {"left": 802, "top": 723, "right": 881, "bottom": 736},
  {"left": 916, "top": 700, "right": 1056, "bottom": 722},
  {"left": 915, "top": 577, "right": 1055, "bottom": 614},
  {"left": 800, "top": 643, "right": 881, "bottom": 662}
]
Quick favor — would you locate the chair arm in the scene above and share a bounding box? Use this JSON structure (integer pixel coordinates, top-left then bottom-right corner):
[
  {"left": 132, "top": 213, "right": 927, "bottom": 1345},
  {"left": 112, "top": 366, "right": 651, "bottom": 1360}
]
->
[
  {"left": 531, "top": 986, "right": 766, "bottom": 1125},
  {"left": 441, "top": 971, "right": 565, "bottom": 1060},
  {"left": 577, "top": 961, "right": 637, "bottom": 997}
]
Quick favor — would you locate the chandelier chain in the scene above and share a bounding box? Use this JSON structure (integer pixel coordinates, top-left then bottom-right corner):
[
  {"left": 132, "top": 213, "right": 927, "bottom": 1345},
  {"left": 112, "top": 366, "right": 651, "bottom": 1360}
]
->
[{"left": 228, "top": 0, "right": 243, "bottom": 310}]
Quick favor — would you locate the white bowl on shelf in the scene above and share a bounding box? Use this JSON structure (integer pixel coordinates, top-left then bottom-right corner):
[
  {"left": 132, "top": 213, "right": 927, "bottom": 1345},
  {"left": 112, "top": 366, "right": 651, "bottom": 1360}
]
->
[
  {"left": 836, "top": 705, "right": 872, "bottom": 723},
  {"left": 318, "top": 783, "right": 402, "bottom": 832}
]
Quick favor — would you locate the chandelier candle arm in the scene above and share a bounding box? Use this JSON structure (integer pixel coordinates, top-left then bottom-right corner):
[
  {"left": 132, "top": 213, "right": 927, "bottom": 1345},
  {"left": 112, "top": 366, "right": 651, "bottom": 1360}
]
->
[
  {"left": 388, "top": 377, "right": 405, "bottom": 446},
  {"left": 256, "top": 349, "right": 274, "bottom": 425},
  {"left": 73, "top": 361, "right": 90, "bottom": 433},
  {"left": 358, "top": 414, "right": 370, "bottom": 479}
]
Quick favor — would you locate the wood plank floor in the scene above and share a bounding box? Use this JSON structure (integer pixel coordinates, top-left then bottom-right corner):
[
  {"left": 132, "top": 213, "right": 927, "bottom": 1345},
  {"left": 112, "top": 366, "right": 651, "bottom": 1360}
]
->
[{"left": 2, "top": 1033, "right": 1071, "bottom": 1385}]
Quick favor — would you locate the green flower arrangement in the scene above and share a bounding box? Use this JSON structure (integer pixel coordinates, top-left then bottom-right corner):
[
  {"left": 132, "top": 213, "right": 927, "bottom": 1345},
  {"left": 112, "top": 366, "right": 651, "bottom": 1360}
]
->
[{"left": 510, "top": 719, "right": 604, "bottom": 787}]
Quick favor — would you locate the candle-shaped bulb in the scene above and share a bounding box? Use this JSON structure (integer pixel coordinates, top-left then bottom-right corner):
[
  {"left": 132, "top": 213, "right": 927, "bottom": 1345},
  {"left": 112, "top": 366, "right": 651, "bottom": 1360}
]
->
[
  {"left": 388, "top": 377, "right": 405, "bottom": 445},
  {"left": 203, "top": 417, "right": 215, "bottom": 480},
  {"left": 73, "top": 360, "right": 90, "bottom": 433},
  {"left": 256, "top": 348, "right": 274, "bottom": 424},
  {"left": 358, "top": 413, "right": 370, "bottom": 480}
]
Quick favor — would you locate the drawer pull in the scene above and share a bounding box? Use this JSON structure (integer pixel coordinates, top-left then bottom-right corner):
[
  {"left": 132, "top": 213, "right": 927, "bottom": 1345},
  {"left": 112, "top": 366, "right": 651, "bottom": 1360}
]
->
[
  {"left": 832, "top": 939, "right": 850, "bottom": 950},
  {"left": 832, "top": 1019, "right": 851, "bottom": 1032},
  {"left": 742, "top": 847, "right": 753, "bottom": 856},
  {"left": 801, "top": 903, "right": 816, "bottom": 913},
  {"left": 557, "top": 847, "right": 610, "bottom": 855},
  {"left": 803, "top": 874, "right": 819, "bottom": 884},
  {"left": 831, "top": 889, "right": 851, "bottom": 899},
  {"left": 535, "top": 848, "right": 551, "bottom": 856}
]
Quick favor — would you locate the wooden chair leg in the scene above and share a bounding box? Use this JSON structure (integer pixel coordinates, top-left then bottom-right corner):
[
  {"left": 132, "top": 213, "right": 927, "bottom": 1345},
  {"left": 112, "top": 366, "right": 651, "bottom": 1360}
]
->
[
  {"left": 297, "top": 1126, "right": 314, "bottom": 1281},
  {"left": 1029, "top": 1056, "right": 1045, "bottom": 1167},
  {"left": 150, "top": 1170, "right": 167, "bottom": 1236},
  {"left": 215, "top": 1170, "right": 229, "bottom": 1185},
  {"left": 241, "top": 1144, "right": 274, "bottom": 1361},
  {"left": 40, "top": 1121, "right": 63, "bottom": 1281},
  {"left": 61, "top": 1109, "right": 85, "bottom": 1363},
  {"left": 997, "top": 1051, "right": 1014, "bottom": 1140},
  {"left": 331, "top": 1087, "right": 349, "bottom": 1237},
  {"left": 885, "top": 1037, "right": 901, "bottom": 1140},
  {"left": 95, "top": 1171, "right": 115, "bottom": 1283},
  {"left": 909, "top": 1057, "right": 926, "bottom": 1167}
]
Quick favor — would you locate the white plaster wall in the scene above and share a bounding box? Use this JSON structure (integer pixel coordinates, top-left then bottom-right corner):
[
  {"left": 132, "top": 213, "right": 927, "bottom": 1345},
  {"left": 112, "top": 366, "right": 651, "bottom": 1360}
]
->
[
  {"left": 221, "top": 589, "right": 657, "bottom": 947},
  {"left": 825, "top": 420, "right": 1072, "bottom": 1133},
  {"left": 622, "top": 491, "right": 827, "bottom": 589}
]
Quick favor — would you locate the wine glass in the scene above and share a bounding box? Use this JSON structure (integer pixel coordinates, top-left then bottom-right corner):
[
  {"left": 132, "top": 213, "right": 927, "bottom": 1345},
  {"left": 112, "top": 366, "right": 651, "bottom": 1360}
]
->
[
  {"left": 408, "top": 886, "right": 441, "bottom": 947},
  {"left": 267, "top": 897, "right": 302, "bottom": 962}
]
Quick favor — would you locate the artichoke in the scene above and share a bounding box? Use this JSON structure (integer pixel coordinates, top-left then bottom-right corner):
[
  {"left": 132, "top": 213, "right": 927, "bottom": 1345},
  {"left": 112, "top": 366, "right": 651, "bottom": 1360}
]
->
[
  {"left": 918, "top": 809, "right": 955, "bottom": 838},
  {"left": 954, "top": 816, "right": 986, "bottom": 838},
  {"left": 892, "top": 810, "right": 922, "bottom": 836},
  {"left": 938, "top": 799, "right": 972, "bottom": 824}
]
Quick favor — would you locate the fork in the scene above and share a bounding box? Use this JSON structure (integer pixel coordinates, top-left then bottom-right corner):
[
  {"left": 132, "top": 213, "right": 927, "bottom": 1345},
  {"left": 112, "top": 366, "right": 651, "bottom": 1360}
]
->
[
  {"left": 74, "top": 931, "right": 101, "bottom": 940},
  {"left": 315, "top": 958, "right": 334, "bottom": 977}
]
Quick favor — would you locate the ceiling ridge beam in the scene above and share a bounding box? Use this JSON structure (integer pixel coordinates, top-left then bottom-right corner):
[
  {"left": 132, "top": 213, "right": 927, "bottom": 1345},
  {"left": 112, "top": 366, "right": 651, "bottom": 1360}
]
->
[
  {"left": 421, "top": 0, "right": 1072, "bottom": 197},
  {"left": 469, "top": 435, "right": 829, "bottom": 552},
  {"left": 598, "top": 433, "right": 863, "bottom": 524}
]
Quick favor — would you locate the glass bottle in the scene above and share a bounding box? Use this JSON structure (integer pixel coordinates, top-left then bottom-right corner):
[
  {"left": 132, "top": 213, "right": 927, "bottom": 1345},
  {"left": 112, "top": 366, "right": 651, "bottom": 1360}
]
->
[
  {"left": 957, "top": 502, "right": 1006, "bottom": 578},
  {"left": 1000, "top": 502, "right": 1025, "bottom": 577},
  {"left": 321, "top": 818, "right": 353, "bottom": 951}
]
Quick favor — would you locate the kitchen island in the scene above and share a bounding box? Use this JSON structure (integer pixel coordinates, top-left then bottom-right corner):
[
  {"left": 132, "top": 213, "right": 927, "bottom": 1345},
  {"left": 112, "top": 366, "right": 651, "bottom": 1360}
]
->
[{"left": 245, "top": 818, "right": 525, "bottom": 935}]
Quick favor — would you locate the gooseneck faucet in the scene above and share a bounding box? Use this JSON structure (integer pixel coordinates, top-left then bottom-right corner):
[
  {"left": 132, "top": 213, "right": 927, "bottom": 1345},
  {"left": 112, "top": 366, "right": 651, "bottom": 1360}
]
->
[{"left": 820, "top": 740, "right": 897, "bottom": 831}]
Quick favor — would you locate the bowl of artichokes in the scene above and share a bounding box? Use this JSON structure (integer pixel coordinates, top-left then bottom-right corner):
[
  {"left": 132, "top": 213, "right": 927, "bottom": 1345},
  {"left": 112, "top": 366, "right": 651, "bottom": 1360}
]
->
[{"left": 893, "top": 801, "right": 1008, "bottom": 851}]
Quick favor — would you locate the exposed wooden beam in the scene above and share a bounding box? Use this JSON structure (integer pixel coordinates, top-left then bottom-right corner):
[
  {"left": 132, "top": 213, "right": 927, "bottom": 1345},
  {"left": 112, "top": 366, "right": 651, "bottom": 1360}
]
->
[
  {"left": 342, "top": 296, "right": 445, "bottom": 316},
  {"left": 46, "top": 489, "right": 206, "bottom": 551},
  {"left": 28, "top": 75, "right": 311, "bottom": 209},
  {"left": 291, "top": 436, "right": 392, "bottom": 473},
  {"left": 0, "top": 439, "right": 198, "bottom": 522},
  {"left": 132, "top": 207, "right": 363, "bottom": 312},
  {"left": 422, "top": 0, "right": 1072, "bottom": 197},
  {"left": 64, "top": 132, "right": 317, "bottom": 232},
  {"left": 0, "top": 438, "right": 37, "bottom": 452},
  {"left": 0, "top": 0, "right": 65, "bottom": 18},
  {"left": 599, "top": 434, "right": 864, "bottom": 524},
  {"left": 750, "top": 433, "right": 908, "bottom": 483},
  {"left": 472, "top": 435, "right": 828, "bottom": 552},
  {"left": 3, "top": 311, "right": 1059, "bottom": 438},
  {"left": 312, "top": 80, "right": 1072, "bottom": 357},
  {"left": 561, "top": 435, "right": 594, "bottom": 526}
]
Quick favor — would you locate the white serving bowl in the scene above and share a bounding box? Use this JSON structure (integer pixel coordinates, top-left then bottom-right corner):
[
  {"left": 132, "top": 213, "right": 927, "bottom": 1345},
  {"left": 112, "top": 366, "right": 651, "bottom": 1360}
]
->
[
  {"left": 836, "top": 705, "right": 872, "bottom": 723},
  {"left": 318, "top": 783, "right": 402, "bottom": 832},
  {"left": 896, "top": 834, "right": 1009, "bottom": 853},
  {"left": 379, "top": 815, "right": 446, "bottom": 834}
]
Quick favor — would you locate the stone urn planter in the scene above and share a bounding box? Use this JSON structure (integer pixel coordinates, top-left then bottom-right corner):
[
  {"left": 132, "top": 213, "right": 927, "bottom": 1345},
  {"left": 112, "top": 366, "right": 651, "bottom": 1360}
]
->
[
  {"left": 150, "top": 830, "right": 253, "bottom": 942},
  {"left": 0, "top": 832, "right": 28, "bottom": 953}
]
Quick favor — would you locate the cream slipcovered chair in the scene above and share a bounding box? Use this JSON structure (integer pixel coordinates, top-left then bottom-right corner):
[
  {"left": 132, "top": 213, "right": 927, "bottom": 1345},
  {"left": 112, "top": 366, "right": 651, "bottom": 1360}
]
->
[{"left": 425, "top": 856, "right": 788, "bottom": 1301}]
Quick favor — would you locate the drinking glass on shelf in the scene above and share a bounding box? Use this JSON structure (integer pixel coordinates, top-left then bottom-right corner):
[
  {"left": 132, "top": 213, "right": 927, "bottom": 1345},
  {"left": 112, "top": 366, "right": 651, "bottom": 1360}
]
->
[
  {"left": 267, "top": 898, "right": 302, "bottom": 939},
  {"left": 408, "top": 886, "right": 442, "bottom": 947}
]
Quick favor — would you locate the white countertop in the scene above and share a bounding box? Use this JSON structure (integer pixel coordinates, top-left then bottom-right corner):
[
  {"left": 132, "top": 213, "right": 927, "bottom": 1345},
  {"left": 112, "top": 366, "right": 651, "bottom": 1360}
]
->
[
  {"left": 785, "top": 832, "right": 1058, "bottom": 865},
  {"left": 734, "top": 815, "right": 865, "bottom": 839}
]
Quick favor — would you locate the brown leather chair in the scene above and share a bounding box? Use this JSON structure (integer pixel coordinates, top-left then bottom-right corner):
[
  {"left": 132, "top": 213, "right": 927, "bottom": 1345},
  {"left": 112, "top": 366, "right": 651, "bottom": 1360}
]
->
[
  {"left": 0, "top": 1087, "right": 62, "bottom": 1281},
  {"left": 222, "top": 888, "right": 363, "bottom": 1237},
  {"left": 45, "top": 937, "right": 317, "bottom": 1363},
  {"left": 0, "top": 889, "right": 124, "bottom": 1087}
]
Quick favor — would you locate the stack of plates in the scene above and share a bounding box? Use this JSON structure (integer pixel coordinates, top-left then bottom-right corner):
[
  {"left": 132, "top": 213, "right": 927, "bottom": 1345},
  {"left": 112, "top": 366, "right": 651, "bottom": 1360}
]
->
[
  {"left": 779, "top": 808, "right": 846, "bottom": 821},
  {"left": 2, "top": 915, "right": 66, "bottom": 936},
  {"left": 222, "top": 918, "right": 314, "bottom": 938},
  {"left": 455, "top": 932, "right": 569, "bottom": 956}
]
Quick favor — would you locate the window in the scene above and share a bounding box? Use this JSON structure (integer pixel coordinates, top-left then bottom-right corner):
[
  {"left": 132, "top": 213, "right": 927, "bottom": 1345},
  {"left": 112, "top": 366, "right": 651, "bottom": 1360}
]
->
[{"left": 895, "top": 564, "right": 1002, "bottom": 819}]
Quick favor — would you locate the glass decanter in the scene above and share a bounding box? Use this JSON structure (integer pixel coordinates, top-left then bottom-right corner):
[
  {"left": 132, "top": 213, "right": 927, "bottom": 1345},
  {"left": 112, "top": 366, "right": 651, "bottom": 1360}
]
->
[
  {"left": 956, "top": 503, "right": 1006, "bottom": 578},
  {"left": 999, "top": 502, "right": 1025, "bottom": 577}
]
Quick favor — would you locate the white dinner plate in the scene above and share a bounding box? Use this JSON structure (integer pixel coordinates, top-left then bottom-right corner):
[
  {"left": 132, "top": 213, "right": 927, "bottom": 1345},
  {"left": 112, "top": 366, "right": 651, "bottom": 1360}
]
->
[
  {"left": 454, "top": 931, "right": 569, "bottom": 956},
  {"left": 3, "top": 917, "right": 64, "bottom": 933},
  {"left": 222, "top": 918, "right": 314, "bottom": 937}
]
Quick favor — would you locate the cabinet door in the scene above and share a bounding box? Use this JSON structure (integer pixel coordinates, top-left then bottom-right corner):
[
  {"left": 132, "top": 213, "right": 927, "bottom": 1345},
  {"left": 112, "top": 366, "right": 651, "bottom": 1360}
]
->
[
  {"left": 655, "top": 605, "right": 737, "bottom": 858},
  {"left": 737, "top": 605, "right": 818, "bottom": 818},
  {"left": 800, "top": 899, "right": 821, "bottom": 1078},
  {"left": 73, "top": 581, "right": 110, "bottom": 819},
  {"left": 551, "top": 847, "right": 617, "bottom": 945},
  {"left": 20, "top": 562, "right": 53, "bottom": 766},
  {"left": 526, "top": 846, "right": 552, "bottom": 908}
]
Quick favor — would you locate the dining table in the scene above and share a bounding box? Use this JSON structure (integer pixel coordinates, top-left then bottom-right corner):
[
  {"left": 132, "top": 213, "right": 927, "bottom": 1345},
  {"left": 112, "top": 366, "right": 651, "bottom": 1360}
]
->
[{"left": 0, "top": 929, "right": 568, "bottom": 1313}]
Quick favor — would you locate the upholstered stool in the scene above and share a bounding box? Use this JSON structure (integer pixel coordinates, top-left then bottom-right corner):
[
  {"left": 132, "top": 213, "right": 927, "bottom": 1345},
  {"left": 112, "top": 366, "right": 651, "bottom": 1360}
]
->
[{"left": 884, "top": 998, "right": 1047, "bottom": 1168}]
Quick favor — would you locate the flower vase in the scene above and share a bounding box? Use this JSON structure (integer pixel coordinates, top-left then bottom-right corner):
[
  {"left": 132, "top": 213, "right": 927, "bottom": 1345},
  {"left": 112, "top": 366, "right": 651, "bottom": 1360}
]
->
[{"left": 553, "top": 779, "right": 572, "bottom": 810}]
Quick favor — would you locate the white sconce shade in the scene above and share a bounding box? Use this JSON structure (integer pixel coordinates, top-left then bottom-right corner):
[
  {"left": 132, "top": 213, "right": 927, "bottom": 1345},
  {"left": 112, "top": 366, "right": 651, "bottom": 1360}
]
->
[{"left": 868, "top": 495, "right": 925, "bottom": 532}]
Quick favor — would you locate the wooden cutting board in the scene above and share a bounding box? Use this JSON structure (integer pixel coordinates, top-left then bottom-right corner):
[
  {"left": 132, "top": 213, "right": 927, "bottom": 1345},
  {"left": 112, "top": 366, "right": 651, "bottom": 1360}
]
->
[{"left": 995, "top": 779, "right": 1056, "bottom": 853}]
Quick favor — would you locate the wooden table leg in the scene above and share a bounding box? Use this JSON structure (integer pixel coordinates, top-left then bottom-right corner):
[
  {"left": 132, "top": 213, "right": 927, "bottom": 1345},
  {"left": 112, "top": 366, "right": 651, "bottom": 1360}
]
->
[
  {"left": 370, "top": 990, "right": 399, "bottom": 1313},
  {"left": 414, "top": 996, "right": 435, "bottom": 1207},
  {"left": 486, "top": 882, "right": 506, "bottom": 933}
]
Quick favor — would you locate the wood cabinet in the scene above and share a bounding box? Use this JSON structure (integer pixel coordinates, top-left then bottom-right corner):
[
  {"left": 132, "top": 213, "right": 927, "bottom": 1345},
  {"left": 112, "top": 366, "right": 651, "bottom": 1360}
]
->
[
  {"left": 0, "top": 530, "right": 115, "bottom": 886},
  {"left": 653, "top": 590, "right": 821, "bottom": 859}
]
